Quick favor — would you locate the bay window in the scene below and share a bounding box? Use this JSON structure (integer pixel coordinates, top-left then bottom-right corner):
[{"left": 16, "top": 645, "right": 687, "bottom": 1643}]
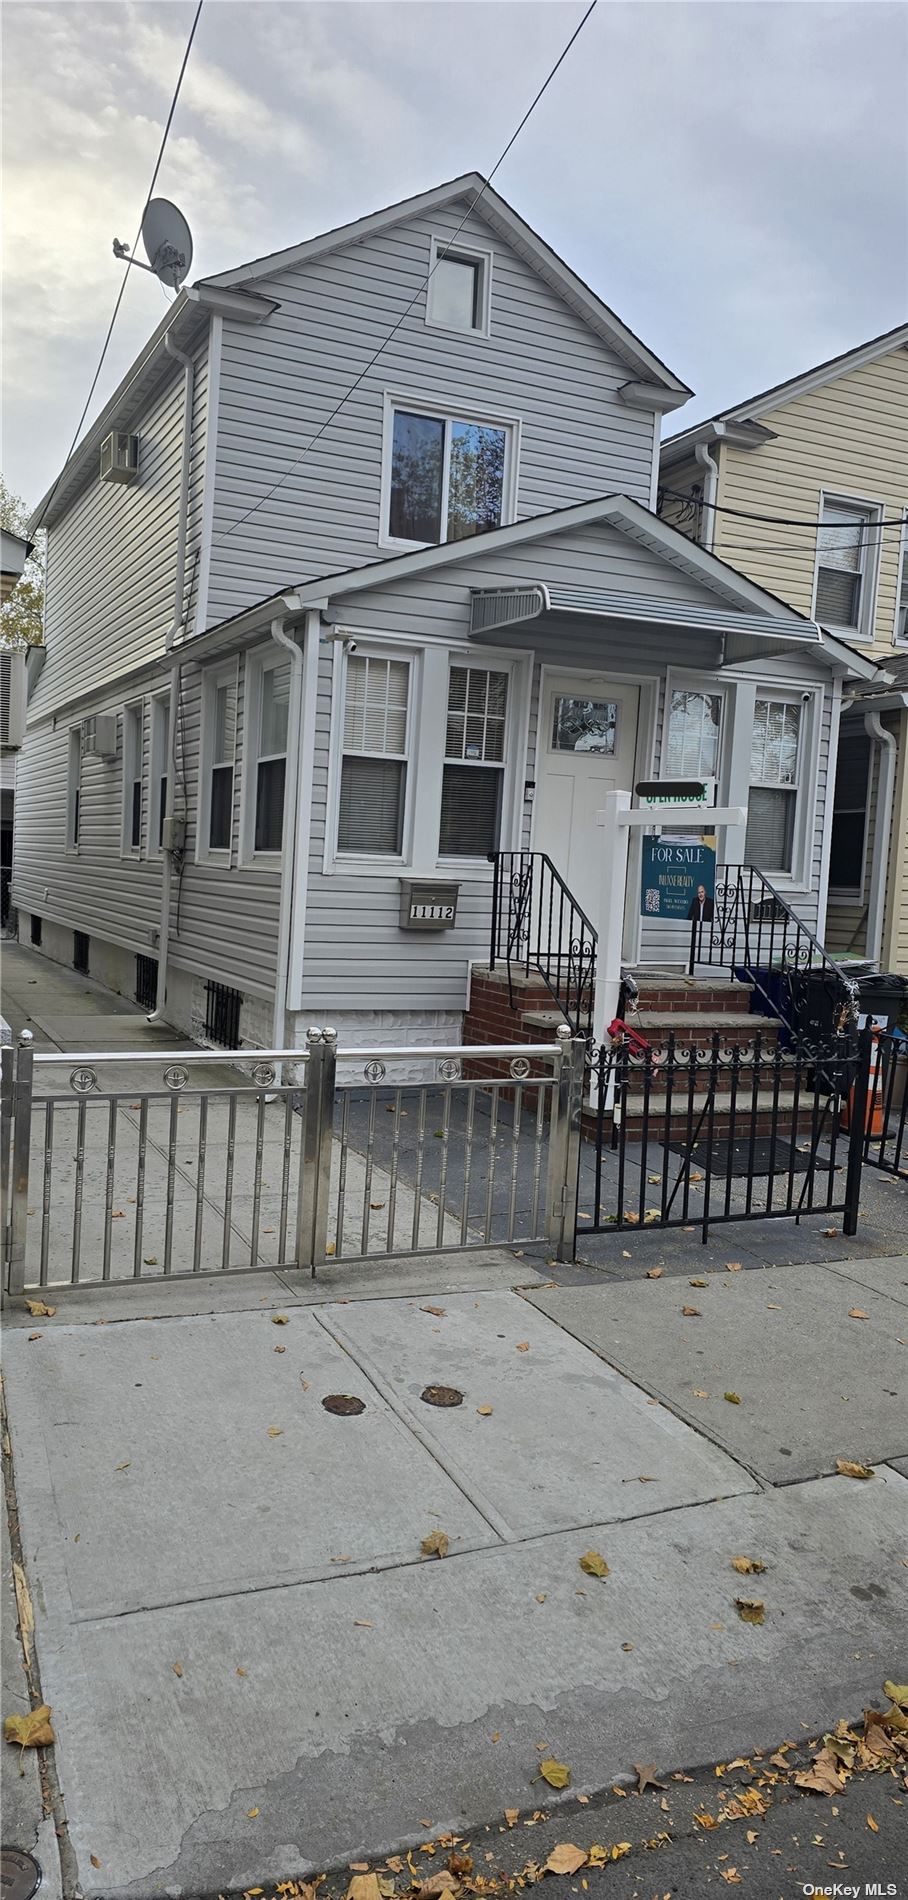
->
[
  {"left": 745, "top": 696, "right": 802, "bottom": 874},
  {"left": 385, "top": 400, "right": 514, "bottom": 548},
  {"left": 439, "top": 664, "right": 508, "bottom": 857},
  {"left": 337, "top": 654, "right": 411, "bottom": 856}
]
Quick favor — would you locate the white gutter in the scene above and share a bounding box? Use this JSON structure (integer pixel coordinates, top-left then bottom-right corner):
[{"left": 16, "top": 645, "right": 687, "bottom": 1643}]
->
[
  {"left": 693, "top": 426, "right": 723, "bottom": 553},
  {"left": 863, "top": 709, "right": 898, "bottom": 966},
  {"left": 149, "top": 333, "right": 195, "bottom": 1022},
  {"left": 269, "top": 597, "right": 305, "bottom": 1061}
]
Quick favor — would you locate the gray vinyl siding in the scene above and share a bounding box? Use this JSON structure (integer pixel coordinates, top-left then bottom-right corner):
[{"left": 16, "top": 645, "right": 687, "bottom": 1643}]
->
[
  {"left": 12, "top": 651, "right": 281, "bottom": 1002},
  {"left": 29, "top": 334, "right": 209, "bottom": 723},
  {"left": 206, "top": 199, "right": 658, "bottom": 624}
]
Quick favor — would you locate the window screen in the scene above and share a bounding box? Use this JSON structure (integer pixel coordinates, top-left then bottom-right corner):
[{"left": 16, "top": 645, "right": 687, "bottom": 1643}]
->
[{"left": 815, "top": 502, "right": 871, "bottom": 630}]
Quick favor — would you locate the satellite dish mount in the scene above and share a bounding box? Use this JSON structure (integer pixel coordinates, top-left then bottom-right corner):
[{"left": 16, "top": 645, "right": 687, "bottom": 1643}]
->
[{"left": 111, "top": 198, "right": 193, "bottom": 289}]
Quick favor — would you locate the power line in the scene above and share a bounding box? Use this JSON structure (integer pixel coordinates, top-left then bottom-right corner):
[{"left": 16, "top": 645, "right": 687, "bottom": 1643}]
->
[
  {"left": 659, "top": 485, "right": 906, "bottom": 531},
  {"left": 33, "top": 0, "right": 204, "bottom": 532},
  {"left": 214, "top": 0, "right": 599, "bottom": 545}
]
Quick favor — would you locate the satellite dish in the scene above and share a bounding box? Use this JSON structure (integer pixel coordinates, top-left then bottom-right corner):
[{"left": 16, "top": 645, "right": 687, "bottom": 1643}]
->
[{"left": 140, "top": 198, "right": 193, "bottom": 288}]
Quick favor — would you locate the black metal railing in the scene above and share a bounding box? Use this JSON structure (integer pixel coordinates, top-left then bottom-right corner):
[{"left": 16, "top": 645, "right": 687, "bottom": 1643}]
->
[
  {"left": 862, "top": 1031, "right": 907, "bottom": 1175},
  {"left": 490, "top": 850, "right": 596, "bottom": 1039},
  {"left": 689, "top": 864, "right": 859, "bottom": 1047},
  {"left": 582, "top": 1026, "right": 869, "bottom": 1242}
]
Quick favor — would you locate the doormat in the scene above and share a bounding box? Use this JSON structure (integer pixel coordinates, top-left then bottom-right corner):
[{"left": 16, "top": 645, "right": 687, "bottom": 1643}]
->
[{"left": 670, "top": 1137, "right": 811, "bottom": 1176}]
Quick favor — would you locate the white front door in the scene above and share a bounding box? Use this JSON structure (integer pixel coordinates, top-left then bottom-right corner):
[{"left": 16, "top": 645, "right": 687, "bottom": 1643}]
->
[{"left": 533, "top": 673, "right": 640, "bottom": 922}]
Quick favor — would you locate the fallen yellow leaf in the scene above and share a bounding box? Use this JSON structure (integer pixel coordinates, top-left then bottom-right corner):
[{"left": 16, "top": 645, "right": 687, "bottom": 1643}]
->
[
  {"left": 420, "top": 1530, "right": 449, "bottom": 1559},
  {"left": 267, "top": 1427, "right": 283, "bottom": 1438},
  {"left": 516, "top": 1341, "right": 530, "bottom": 1352},
  {"left": 172, "top": 1661, "right": 184, "bottom": 1677},
  {"left": 835, "top": 1459, "right": 874, "bottom": 1479},
  {"left": 724, "top": 1391, "right": 742, "bottom": 1404},
  {"left": 544, "top": 1844, "right": 587, "bottom": 1875},
  {"left": 689, "top": 1278, "right": 708, "bottom": 1287},
  {"left": 726, "top": 1261, "right": 743, "bottom": 1272},
  {"left": 504, "top": 1808, "right": 519, "bottom": 1827},
  {"left": 579, "top": 1550, "right": 609, "bottom": 1578},
  {"left": 421, "top": 1305, "right": 446, "bottom": 1317},
  {"left": 681, "top": 1306, "right": 701, "bottom": 1317},
  {"left": 4, "top": 1704, "right": 55, "bottom": 1750},
  {"left": 645, "top": 1266, "right": 663, "bottom": 1279},
  {"left": 274, "top": 1345, "right": 286, "bottom": 1354},
  {"left": 247, "top": 1806, "right": 260, "bottom": 1818},
  {"left": 271, "top": 1314, "right": 289, "bottom": 1325},
  {"left": 347, "top": 1876, "right": 384, "bottom": 1900},
  {"left": 731, "top": 1556, "right": 766, "bottom": 1575},
  {"left": 734, "top": 1597, "right": 765, "bottom": 1625},
  {"left": 236, "top": 1667, "right": 247, "bottom": 1677},
  {"left": 539, "top": 1757, "right": 571, "bottom": 1788},
  {"left": 693, "top": 1388, "right": 710, "bottom": 1399},
  {"left": 883, "top": 1681, "right": 908, "bottom": 1706},
  {"left": 848, "top": 1308, "right": 870, "bottom": 1320},
  {"left": 866, "top": 1814, "right": 879, "bottom": 1832},
  {"left": 535, "top": 1593, "right": 547, "bottom": 1603},
  {"left": 24, "top": 1299, "right": 56, "bottom": 1318},
  {"left": 476, "top": 1404, "right": 493, "bottom": 1416}
]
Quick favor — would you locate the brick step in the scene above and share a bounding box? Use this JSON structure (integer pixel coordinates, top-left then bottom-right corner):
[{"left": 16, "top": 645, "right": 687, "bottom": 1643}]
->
[
  {"left": 582, "top": 1093, "right": 819, "bottom": 1143},
  {"left": 631, "top": 977, "right": 754, "bottom": 1016}
]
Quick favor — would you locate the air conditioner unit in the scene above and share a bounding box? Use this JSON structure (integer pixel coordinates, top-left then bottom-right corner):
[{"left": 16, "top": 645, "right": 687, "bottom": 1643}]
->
[
  {"left": 81, "top": 714, "right": 117, "bottom": 759},
  {"left": 99, "top": 432, "right": 139, "bottom": 485}
]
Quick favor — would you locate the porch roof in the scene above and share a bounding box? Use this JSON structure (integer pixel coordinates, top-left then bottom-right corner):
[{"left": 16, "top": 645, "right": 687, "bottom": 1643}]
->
[{"left": 468, "top": 582, "right": 868, "bottom": 672}]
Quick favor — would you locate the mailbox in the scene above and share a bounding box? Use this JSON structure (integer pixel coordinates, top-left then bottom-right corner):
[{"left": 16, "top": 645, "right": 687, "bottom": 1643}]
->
[{"left": 399, "top": 880, "right": 460, "bottom": 929}]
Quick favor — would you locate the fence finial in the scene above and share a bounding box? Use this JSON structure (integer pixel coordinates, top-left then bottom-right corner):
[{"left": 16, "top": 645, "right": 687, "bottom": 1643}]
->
[{"left": 18, "top": 1028, "right": 34, "bottom": 1047}]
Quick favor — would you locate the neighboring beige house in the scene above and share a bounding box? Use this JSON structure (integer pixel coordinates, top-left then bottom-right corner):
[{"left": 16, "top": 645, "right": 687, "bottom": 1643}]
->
[{"left": 659, "top": 325, "right": 908, "bottom": 976}]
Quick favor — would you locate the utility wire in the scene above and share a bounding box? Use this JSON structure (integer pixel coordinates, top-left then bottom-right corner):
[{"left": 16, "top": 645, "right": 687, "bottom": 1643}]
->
[
  {"left": 214, "top": 0, "right": 599, "bottom": 545},
  {"left": 659, "top": 485, "right": 906, "bottom": 531},
  {"left": 33, "top": 0, "right": 204, "bottom": 532}
]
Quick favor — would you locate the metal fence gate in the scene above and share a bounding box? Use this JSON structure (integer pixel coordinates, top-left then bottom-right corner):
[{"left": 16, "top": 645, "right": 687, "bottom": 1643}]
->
[
  {"left": 581, "top": 1027, "right": 873, "bottom": 1242},
  {"left": 1, "top": 1026, "right": 585, "bottom": 1297}
]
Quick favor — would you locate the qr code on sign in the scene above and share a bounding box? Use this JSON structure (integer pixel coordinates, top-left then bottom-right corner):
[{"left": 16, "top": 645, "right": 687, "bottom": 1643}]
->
[{"left": 645, "top": 889, "right": 660, "bottom": 914}]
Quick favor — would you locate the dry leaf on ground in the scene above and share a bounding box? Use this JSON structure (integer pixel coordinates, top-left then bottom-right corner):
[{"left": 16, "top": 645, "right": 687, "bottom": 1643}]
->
[
  {"left": 693, "top": 1388, "right": 710, "bottom": 1399},
  {"left": 4, "top": 1705, "right": 55, "bottom": 1751},
  {"left": 634, "top": 1763, "right": 667, "bottom": 1793},
  {"left": 476, "top": 1405, "right": 493, "bottom": 1416},
  {"left": 689, "top": 1277, "right": 708, "bottom": 1287},
  {"left": 884, "top": 1681, "right": 908, "bottom": 1706},
  {"left": 504, "top": 1809, "right": 519, "bottom": 1827},
  {"left": 347, "top": 1875, "right": 384, "bottom": 1900},
  {"left": 271, "top": 1314, "right": 290, "bottom": 1325},
  {"left": 731, "top": 1556, "right": 766, "bottom": 1575},
  {"left": 539, "top": 1758, "right": 571, "bottom": 1788},
  {"left": 724, "top": 1391, "right": 742, "bottom": 1404},
  {"left": 734, "top": 1597, "right": 765, "bottom": 1625},
  {"left": 681, "top": 1306, "right": 701, "bottom": 1317},
  {"left": 267, "top": 1427, "right": 283, "bottom": 1438},
  {"left": 172, "top": 1661, "right": 184, "bottom": 1677},
  {"left": 645, "top": 1266, "right": 663, "bottom": 1279},
  {"left": 848, "top": 1308, "right": 870, "bottom": 1320},
  {"left": 420, "top": 1530, "right": 449, "bottom": 1559},
  {"left": 421, "top": 1305, "right": 446, "bottom": 1317},
  {"left": 836, "top": 1459, "right": 874, "bottom": 1479},
  {"left": 726, "top": 1261, "right": 743, "bottom": 1272},
  {"left": 579, "top": 1549, "right": 609, "bottom": 1578},
  {"left": 24, "top": 1299, "right": 56, "bottom": 1318},
  {"left": 544, "top": 1844, "right": 587, "bottom": 1875},
  {"left": 516, "top": 1341, "right": 530, "bottom": 1352},
  {"left": 793, "top": 1745, "right": 845, "bottom": 1796}
]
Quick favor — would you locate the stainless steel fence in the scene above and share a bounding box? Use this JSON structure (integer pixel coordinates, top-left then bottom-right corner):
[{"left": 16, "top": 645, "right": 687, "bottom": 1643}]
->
[{"left": 1, "top": 1026, "right": 584, "bottom": 1296}]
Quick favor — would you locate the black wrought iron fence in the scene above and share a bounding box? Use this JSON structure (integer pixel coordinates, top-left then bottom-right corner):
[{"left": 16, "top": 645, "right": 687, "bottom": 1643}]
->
[
  {"left": 689, "top": 864, "right": 858, "bottom": 1046},
  {"left": 862, "top": 1031, "right": 907, "bottom": 1175},
  {"left": 490, "top": 850, "right": 596, "bottom": 1039},
  {"left": 582, "top": 1026, "right": 870, "bottom": 1242}
]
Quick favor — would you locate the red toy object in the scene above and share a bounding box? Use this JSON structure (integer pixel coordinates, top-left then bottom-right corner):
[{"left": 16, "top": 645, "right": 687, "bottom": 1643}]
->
[{"left": 606, "top": 1018, "right": 651, "bottom": 1053}]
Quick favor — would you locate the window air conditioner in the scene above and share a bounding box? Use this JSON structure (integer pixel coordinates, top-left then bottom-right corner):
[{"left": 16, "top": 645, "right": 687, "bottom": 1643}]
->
[
  {"left": 99, "top": 432, "right": 139, "bottom": 485},
  {"left": 81, "top": 714, "right": 117, "bottom": 759}
]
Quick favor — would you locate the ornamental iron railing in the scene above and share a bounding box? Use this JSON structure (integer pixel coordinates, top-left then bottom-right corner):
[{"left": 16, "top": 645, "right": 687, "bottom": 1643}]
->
[
  {"left": 490, "top": 850, "right": 597, "bottom": 1040},
  {"left": 690, "top": 864, "right": 859, "bottom": 1046}
]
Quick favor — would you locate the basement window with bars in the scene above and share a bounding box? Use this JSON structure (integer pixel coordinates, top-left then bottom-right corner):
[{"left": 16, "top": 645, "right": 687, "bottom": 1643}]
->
[
  {"left": 745, "top": 696, "right": 802, "bottom": 876},
  {"left": 205, "top": 980, "right": 242, "bottom": 1048},
  {"left": 337, "top": 653, "right": 411, "bottom": 856},
  {"left": 439, "top": 664, "right": 508, "bottom": 858},
  {"left": 73, "top": 930, "right": 90, "bottom": 973},
  {"left": 814, "top": 497, "right": 879, "bottom": 639},
  {"left": 135, "top": 955, "right": 158, "bottom": 1010}
]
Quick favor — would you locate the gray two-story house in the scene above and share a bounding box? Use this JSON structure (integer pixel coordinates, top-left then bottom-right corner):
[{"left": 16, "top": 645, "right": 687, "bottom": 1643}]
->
[{"left": 15, "top": 175, "right": 882, "bottom": 1067}]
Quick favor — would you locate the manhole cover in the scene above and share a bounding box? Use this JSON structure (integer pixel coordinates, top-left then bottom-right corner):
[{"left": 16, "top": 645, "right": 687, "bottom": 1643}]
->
[
  {"left": 0, "top": 1847, "right": 42, "bottom": 1900},
  {"left": 420, "top": 1384, "right": 464, "bottom": 1407},
  {"left": 322, "top": 1394, "right": 365, "bottom": 1416}
]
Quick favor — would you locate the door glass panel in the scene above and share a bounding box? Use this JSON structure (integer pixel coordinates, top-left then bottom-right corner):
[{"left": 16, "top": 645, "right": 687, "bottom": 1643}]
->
[{"left": 551, "top": 696, "right": 618, "bottom": 754}]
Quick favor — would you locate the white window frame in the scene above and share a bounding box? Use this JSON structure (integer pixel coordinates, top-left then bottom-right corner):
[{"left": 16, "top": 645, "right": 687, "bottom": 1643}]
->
[
  {"left": 828, "top": 728, "right": 871, "bottom": 904},
  {"left": 438, "top": 658, "right": 513, "bottom": 865},
  {"left": 66, "top": 727, "right": 81, "bottom": 856},
  {"left": 426, "top": 236, "right": 493, "bottom": 338},
  {"left": 197, "top": 659, "right": 239, "bottom": 866},
  {"left": 744, "top": 688, "right": 814, "bottom": 883},
  {"left": 239, "top": 645, "right": 292, "bottom": 867},
  {"left": 120, "top": 701, "right": 144, "bottom": 859},
  {"left": 811, "top": 489, "right": 883, "bottom": 643},
  {"left": 323, "top": 635, "right": 529, "bottom": 877},
  {"left": 662, "top": 671, "right": 728, "bottom": 788},
  {"left": 379, "top": 391, "right": 521, "bottom": 553},
  {"left": 894, "top": 510, "right": 908, "bottom": 646},
  {"left": 149, "top": 695, "right": 170, "bottom": 857}
]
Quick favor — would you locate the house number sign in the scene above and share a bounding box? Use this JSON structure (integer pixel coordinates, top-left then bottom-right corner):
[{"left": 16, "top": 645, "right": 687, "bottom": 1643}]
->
[{"left": 398, "top": 880, "right": 460, "bottom": 930}]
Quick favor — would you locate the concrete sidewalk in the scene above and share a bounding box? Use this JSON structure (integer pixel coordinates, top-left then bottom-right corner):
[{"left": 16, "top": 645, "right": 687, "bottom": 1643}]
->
[{"left": 3, "top": 1258, "right": 907, "bottom": 1899}]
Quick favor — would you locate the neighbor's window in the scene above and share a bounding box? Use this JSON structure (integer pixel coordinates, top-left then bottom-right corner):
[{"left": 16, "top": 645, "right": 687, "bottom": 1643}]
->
[
  {"left": 122, "top": 703, "right": 143, "bottom": 854},
  {"left": 426, "top": 243, "right": 489, "bottom": 333},
  {"left": 439, "top": 665, "right": 508, "bottom": 857},
  {"left": 67, "top": 728, "right": 82, "bottom": 851},
  {"left": 337, "top": 654, "right": 411, "bottom": 855},
  {"left": 253, "top": 657, "right": 290, "bottom": 853},
  {"left": 387, "top": 405, "right": 510, "bottom": 546},
  {"left": 202, "top": 665, "right": 237, "bottom": 851},
  {"left": 666, "top": 689, "right": 722, "bottom": 778},
  {"left": 830, "top": 731, "right": 870, "bottom": 896},
  {"left": 814, "top": 498, "right": 877, "bottom": 636},
  {"left": 745, "top": 696, "right": 802, "bottom": 874},
  {"left": 896, "top": 513, "right": 908, "bottom": 644},
  {"left": 150, "top": 697, "right": 169, "bottom": 852}
]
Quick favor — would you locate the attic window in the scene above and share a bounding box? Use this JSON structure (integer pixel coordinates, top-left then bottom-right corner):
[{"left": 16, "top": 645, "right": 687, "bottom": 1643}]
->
[{"left": 426, "top": 239, "right": 491, "bottom": 335}]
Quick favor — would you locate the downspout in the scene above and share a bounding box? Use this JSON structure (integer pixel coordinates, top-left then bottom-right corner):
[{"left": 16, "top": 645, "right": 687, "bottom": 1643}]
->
[
  {"left": 694, "top": 424, "right": 724, "bottom": 553},
  {"left": 149, "top": 331, "right": 194, "bottom": 1020},
  {"left": 863, "top": 709, "right": 897, "bottom": 966},
  {"left": 270, "top": 602, "right": 304, "bottom": 1059}
]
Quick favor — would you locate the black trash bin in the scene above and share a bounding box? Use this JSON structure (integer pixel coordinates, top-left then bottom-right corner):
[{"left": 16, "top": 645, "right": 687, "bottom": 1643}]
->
[{"left": 854, "top": 971, "right": 908, "bottom": 1029}]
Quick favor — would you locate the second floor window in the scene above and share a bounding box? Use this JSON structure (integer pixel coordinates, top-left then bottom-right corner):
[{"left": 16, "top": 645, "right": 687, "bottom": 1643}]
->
[
  {"left": 814, "top": 498, "right": 878, "bottom": 637},
  {"left": 386, "top": 404, "right": 512, "bottom": 547},
  {"left": 122, "top": 703, "right": 143, "bottom": 854}
]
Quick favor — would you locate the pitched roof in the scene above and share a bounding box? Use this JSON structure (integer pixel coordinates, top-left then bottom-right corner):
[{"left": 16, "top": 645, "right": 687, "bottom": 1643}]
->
[
  {"left": 662, "top": 321, "right": 908, "bottom": 465},
  {"left": 203, "top": 172, "right": 692, "bottom": 401}
]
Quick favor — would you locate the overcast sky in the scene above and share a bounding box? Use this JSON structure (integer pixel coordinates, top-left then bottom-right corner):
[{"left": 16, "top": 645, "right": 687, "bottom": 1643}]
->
[{"left": 3, "top": 0, "right": 906, "bottom": 506}]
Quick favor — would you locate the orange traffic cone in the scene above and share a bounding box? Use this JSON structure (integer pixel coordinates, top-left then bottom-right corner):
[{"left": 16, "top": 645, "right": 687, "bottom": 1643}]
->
[{"left": 841, "top": 1028, "right": 885, "bottom": 1135}]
